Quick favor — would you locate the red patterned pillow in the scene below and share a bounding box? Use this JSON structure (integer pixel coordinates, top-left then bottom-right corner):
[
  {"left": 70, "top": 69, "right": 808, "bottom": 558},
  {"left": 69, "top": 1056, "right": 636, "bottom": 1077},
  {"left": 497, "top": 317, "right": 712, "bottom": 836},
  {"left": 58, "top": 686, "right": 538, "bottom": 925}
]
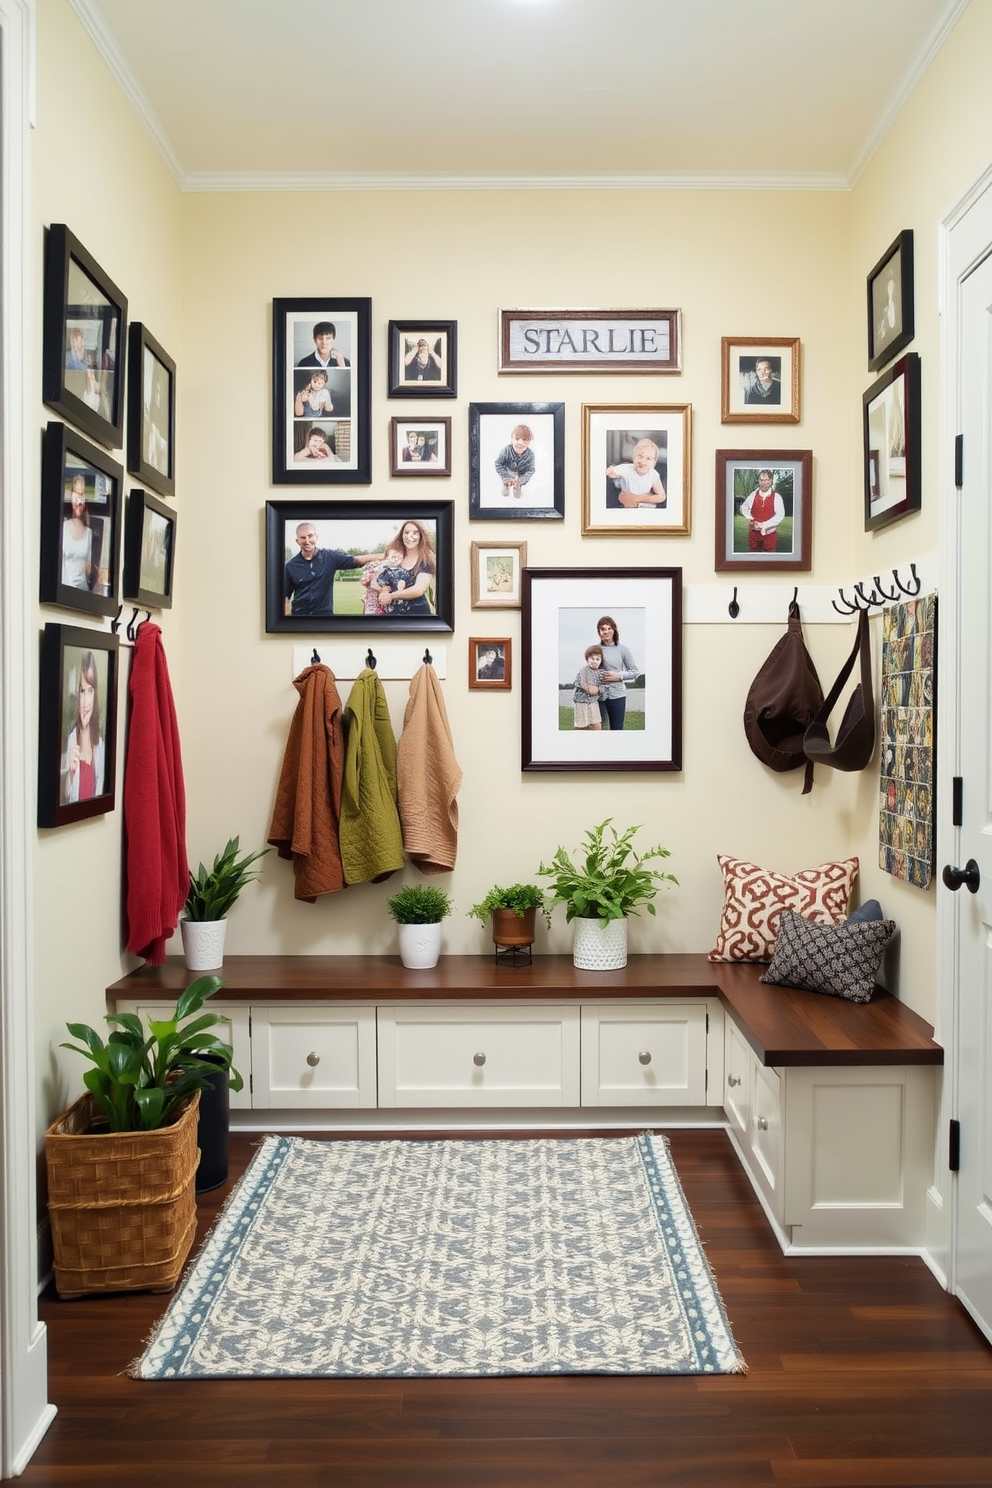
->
[{"left": 708, "top": 854, "right": 858, "bottom": 963}]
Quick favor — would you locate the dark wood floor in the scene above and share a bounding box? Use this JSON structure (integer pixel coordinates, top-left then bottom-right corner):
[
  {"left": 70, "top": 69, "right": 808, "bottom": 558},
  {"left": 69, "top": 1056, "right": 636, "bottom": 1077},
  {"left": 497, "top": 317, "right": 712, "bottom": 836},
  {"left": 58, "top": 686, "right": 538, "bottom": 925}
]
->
[{"left": 21, "top": 1128, "right": 992, "bottom": 1487}]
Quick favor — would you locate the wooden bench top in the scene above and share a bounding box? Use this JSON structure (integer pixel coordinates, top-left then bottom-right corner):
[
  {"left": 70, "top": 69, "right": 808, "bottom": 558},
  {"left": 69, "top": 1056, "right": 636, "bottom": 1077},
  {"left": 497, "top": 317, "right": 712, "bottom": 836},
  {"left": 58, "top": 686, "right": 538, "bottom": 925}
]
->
[{"left": 106, "top": 954, "right": 942, "bottom": 1070}]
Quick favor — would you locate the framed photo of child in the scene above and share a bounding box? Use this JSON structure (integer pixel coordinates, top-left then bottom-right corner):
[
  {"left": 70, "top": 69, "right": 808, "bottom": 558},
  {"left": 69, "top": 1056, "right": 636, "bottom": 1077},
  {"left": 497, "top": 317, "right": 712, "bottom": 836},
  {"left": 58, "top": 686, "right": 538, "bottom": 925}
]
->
[
  {"left": 469, "top": 402, "right": 564, "bottom": 521},
  {"left": 521, "top": 567, "right": 683, "bottom": 773},
  {"left": 581, "top": 404, "right": 691, "bottom": 536},
  {"left": 713, "top": 450, "right": 813, "bottom": 572},
  {"left": 389, "top": 416, "right": 451, "bottom": 476},
  {"left": 271, "top": 297, "right": 371, "bottom": 485},
  {"left": 388, "top": 320, "right": 457, "bottom": 398},
  {"left": 470, "top": 540, "right": 527, "bottom": 609},
  {"left": 469, "top": 638, "right": 511, "bottom": 691}
]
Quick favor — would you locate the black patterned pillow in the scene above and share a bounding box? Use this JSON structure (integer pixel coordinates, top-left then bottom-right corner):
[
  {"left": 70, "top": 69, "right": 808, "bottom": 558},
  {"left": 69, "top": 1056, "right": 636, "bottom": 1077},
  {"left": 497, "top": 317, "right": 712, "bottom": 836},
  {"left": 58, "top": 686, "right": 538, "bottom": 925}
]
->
[{"left": 759, "top": 909, "right": 896, "bottom": 1003}]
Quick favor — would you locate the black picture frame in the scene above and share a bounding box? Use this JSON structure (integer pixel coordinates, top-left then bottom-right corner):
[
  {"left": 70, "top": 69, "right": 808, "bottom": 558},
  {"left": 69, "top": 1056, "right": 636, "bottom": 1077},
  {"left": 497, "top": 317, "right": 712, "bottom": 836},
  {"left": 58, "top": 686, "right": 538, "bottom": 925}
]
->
[
  {"left": 122, "top": 489, "right": 176, "bottom": 609},
  {"left": 127, "top": 323, "right": 175, "bottom": 498},
  {"left": 388, "top": 320, "right": 457, "bottom": 398},
  {"left": 867, "top": 230, "right": 914, "bottom": 371},
  {"left": 521, "top": 567, "right": 683, "bottom": 773},
  {"left": 469, "top": 402, "right": 565, "bottom": 521},
  {"left": 42, "top": 224, "right": 128, "bottom": 450},
  {"left": 863, "top": 352, "right": 921, "bottom": 532},
  {"left": 389, "top": 416, "right": 451, "bottom": 476},
  {"left": 38, "top": 622, "right": 119, "bottom": 828},
  {"left": 265, "top": 500, "right": 454, "bottom": 635},
  {"left": 272, "top": 296, "right": 371, "bottom": 485},
  {"left": 714, "top": 450, "right": 813, "bottom": 573},
  {"left": 40, "top": 421, "right": 123, "bottom": 618}
]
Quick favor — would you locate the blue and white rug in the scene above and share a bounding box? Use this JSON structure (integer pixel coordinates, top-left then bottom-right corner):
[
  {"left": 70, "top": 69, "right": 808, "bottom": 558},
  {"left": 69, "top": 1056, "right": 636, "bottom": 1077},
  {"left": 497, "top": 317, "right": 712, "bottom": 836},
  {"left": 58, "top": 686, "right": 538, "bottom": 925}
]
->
[{"left": 132, "top": 1134, "right": 746, "bottom": 1379}]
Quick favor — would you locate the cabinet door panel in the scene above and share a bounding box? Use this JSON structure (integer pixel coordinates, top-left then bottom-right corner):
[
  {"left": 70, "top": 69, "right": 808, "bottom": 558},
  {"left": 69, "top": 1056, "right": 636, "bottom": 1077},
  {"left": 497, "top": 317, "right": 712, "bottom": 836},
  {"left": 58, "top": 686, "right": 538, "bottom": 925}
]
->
[
  {"left": 132, "top": 1001, "right": 252, "bottom": 1111},
  {"left": 251, "top": 1005, "right": 377, "bottom": 1108},
  {"left": 581, "top": 1004, "right": 710, "bottom": 1106}
]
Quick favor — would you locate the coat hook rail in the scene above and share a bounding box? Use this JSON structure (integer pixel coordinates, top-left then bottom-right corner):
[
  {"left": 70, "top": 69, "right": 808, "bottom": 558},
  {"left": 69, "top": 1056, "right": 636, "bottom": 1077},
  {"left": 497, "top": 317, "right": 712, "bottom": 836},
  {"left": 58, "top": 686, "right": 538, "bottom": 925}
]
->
[{"left": 291, "top": 642, "right": 447, "bottom": 682}]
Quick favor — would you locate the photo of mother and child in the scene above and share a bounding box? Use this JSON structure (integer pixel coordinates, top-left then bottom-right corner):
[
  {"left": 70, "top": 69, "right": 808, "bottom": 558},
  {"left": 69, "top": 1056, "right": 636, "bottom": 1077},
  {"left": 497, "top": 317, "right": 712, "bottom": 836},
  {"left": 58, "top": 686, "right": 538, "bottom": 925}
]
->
[
  {"left": 568, "top": 616, "right": 642, "bottom": 731},
  {"left": 284, "top": 518, "right": 437, "bottom": 619}
]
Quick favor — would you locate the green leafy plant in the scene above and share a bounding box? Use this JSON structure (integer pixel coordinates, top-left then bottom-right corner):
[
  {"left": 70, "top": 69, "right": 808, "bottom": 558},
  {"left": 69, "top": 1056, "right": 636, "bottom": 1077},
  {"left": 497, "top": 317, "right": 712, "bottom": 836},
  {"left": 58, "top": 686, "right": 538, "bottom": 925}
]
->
[
  {"left": 467, "top": 883, "right": 552, "bottom": 928},
  {"left": 385, "top": 884, "right": 453, "bottom": 924},
  {"left": 184, "top": 836, "right": 269, "bottom": 922},
  {"left": 60, "top": 974, "right": 243, "bottom": 1133},
  {"left": 537, "top": 818, "right": 678, "bottom": 928}
]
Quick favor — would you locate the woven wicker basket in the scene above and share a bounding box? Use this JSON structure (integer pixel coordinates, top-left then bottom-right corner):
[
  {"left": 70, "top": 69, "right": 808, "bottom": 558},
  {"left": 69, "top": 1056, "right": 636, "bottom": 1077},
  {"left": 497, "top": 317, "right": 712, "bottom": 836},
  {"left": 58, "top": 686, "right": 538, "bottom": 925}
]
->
[{"left": 45, "top": 1090, "right": 200, "bottom": 1298}]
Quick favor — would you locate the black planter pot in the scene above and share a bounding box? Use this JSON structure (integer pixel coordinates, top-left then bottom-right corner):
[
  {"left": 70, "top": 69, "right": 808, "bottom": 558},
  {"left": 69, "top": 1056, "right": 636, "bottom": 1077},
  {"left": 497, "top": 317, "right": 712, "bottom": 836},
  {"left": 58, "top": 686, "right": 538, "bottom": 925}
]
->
[{"left": 195, "top": 1055, "right": 231, "bottom": 1194}]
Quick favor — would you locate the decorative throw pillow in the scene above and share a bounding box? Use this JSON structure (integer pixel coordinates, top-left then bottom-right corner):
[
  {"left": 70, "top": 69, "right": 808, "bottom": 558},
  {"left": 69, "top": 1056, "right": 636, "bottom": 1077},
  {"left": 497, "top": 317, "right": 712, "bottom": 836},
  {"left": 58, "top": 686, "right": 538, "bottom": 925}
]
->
[
  {"left": 759, "top": 908, "right": 896, "bottom": 1003},
  {"left": 847, "top": 898, "right": 883, "bottom": 923},
  {"left": 708, "top": 854, "right": 858, "bottom": 963}
]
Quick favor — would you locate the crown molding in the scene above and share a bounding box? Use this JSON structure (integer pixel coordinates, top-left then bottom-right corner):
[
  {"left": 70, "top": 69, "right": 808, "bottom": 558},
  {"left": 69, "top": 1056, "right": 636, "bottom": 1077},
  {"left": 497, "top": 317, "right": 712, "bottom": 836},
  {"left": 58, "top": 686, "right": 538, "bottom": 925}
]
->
[{"left": 180, "top": 169, "right": 851, "bottom": 195}]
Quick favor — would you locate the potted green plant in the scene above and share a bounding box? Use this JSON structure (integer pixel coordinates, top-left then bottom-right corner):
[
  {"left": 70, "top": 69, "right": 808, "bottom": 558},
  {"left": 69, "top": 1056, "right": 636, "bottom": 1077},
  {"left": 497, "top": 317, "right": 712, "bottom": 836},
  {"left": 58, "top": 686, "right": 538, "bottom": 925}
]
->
[
  {"left": 537, "top": 818, "right": 677, "bottom": 970},
  {"left": 47, "top": 974, "right": 242, "bottom": 1297},
  {"left": 386, "top": 883, "right": 453, "bottom": 969},
  {"left": 181, "top": 835, "right": 269, "bottom": 970},
  {"left": 468, "top": 883, "right": 551, "bottom": 951}
]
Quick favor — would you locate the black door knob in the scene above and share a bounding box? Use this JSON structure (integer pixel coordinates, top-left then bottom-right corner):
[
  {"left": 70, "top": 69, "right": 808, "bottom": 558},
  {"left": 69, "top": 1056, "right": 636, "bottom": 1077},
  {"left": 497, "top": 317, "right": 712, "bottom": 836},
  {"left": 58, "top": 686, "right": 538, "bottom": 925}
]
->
[{"left": 942, "top": 859, "right": 981, "bottom": 893}]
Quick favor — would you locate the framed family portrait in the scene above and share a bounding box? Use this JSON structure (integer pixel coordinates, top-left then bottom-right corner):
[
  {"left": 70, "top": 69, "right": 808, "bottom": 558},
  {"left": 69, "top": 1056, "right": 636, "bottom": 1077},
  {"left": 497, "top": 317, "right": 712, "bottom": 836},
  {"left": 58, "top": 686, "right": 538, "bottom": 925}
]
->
[
  {"left": 867, "top": 230, "right": 914, "bottom": 371},
  {"left": 470, "top": 539, "right": 527, "bottom": 609},
  {"left": 42, "top": 224, "right": 127, "bottom": 450},
  {"left": 271, "top": 296, "right": 371, "bottom": 485},
  {"left": 265, "top": 500, "right": 453, "bottom": 635},
  {"left": 40, "top": 422, "right": 123, "bottom": 617},
  {"left": 469, "top": 402, "right": 565, "bottom": 521},
  {"left": 388, "top": 320, "right": 457, "bottom": 397},
  {"left": 469, "top": 638, "right": 511, "bottom": 691},
  {"left": 714, "top": 450, "right": 812, "bottom": 573},
  {"left": 521, "top": 568, "right": 683, "bottom": 773},
  {"left": 499, "top": 309, "right": 681, "bottom": 374},
  {"left": 389, "top": 416, "right": 451, "bottom": 476},
  {"left": 721, "top": 337, "right": 800, "bottom": 424},
  {"left": 127, "top": 323, "right": 175, "bottom": 499},
  {"left": 581, "top": 404, "right": 691, "bottom": 535},
  {"left": 37, "top": 622, "right": 119, "bottom": 828},
  {"left": 122, "top": 489, "right": 176, "bottom": 609},
  {"left": 863, "top": 352, "right": 921, "bottom": 532}
]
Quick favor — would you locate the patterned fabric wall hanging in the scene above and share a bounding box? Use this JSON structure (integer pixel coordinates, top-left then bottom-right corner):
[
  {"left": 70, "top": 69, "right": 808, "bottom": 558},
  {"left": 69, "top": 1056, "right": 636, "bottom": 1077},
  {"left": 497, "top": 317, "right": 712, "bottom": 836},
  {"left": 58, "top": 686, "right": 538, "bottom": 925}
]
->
[{"left": 878, "top": 595, "right": 936, "bottom": 888}]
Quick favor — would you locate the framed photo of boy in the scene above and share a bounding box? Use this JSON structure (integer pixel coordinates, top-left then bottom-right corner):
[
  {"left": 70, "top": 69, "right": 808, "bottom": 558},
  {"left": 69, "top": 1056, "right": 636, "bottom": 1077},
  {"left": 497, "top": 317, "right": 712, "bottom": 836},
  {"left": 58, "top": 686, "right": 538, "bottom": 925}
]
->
[
  {"left": 389, "top": 416, "right": 451, "bottom": 476},
  {"left": 469, "top": 638, "right": 511, "bottom": 691},
  {"left": 470, "top": 539, "right": 527, "bottom": 609},
  {"left": 265, "top": 499, "right": 453, "bottom": 635},
  {"left": 521, "top": 568, "right": 683, "bottom": 773},
  {"left": 37, "top": 622, "right": 119, "bottom": 828},
  {"left": 122, "top": 489, "right": 176, "bottom": 609},
  {"left": 388, "top": 320, "right": 457, "bottom": 397},
  {"left": 469, "top": 402, "right": 564, "bottom": 522},
  {"left": 863, "top": 352, "right": 921, "bottom": 532},
  {"left": 272, "top": 297, "right": 371, "bottom": 485},
  {"left": 714, "top": 450, "right": 812, "bottom": 573},
  {"left": 581, "top": 404, "right": 691, "bottom": 536},
  {"left": 867, "top": 230, "right": 914, "bottom": 372},
  {"left": 42, "top": 224, "right": 128, "bottom": 450},
  {"left": 40, "top": 421, "right": 123, "bottom": 617},
  {"left": 721, "top": 337, "right": 800, "bottom": 424},
  {"left": 126, "top": 323, "right": 175, "bottom": 499}
]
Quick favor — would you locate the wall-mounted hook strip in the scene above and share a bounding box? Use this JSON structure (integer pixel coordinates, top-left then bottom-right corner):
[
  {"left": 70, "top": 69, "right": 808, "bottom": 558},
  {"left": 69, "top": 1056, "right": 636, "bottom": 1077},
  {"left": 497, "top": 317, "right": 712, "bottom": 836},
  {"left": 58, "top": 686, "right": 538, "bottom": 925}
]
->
[
  {"left": 831, "top": 588, "right": 859, "bottom": 616},
  {"left": 728, "top": 587, "right": 740, "bottom": 619}
]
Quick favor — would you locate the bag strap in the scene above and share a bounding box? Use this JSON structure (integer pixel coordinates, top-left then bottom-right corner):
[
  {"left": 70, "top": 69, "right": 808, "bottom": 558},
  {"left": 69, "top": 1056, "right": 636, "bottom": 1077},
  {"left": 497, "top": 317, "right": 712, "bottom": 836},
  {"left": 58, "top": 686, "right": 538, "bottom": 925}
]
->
[{"left": 815, "top": 607, "right": 872, "bottom": 723}]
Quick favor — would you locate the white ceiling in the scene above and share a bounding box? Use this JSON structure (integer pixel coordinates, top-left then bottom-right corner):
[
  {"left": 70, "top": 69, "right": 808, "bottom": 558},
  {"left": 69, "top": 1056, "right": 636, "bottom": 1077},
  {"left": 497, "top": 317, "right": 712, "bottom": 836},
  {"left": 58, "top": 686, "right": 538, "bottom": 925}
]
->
[{"left": 71, "top": 0, "right": 967, "bottom": 189}]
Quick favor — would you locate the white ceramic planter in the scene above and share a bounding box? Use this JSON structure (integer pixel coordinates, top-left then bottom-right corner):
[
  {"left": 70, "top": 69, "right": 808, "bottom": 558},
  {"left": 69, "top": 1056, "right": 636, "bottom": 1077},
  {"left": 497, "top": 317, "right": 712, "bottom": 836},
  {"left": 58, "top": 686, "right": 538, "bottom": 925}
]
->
[
  {"left": 397, "top": 921, "right": 443, "bottom": 970},
  {"left": 572, "top": 916, "right": 628, "bottom": 971},
  {"left": 180, "top": 918, "right": 227, "bottom": 972}
]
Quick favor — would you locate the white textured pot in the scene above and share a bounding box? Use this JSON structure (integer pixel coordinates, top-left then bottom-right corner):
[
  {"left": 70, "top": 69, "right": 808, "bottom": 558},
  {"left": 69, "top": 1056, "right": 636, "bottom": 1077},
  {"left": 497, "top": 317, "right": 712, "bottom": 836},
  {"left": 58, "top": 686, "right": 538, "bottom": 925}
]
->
[
  {"left": 572, "top": 915, "right": 628, "bottom": 970},
  {"left": 180, "top": 918, "right": 227, "bottom": 972},
  {"left": 397, "top": 921, "right": 443, "bottom": 970}
]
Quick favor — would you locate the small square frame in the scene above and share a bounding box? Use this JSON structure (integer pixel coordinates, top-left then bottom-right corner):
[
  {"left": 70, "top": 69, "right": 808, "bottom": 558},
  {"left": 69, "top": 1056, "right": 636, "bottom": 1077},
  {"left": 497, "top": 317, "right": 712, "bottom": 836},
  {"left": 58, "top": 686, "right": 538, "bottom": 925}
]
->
[
  {"left": 863, "top": 352, "right": 921, "bottom": 532},
  {"left": 42, "top": 224, "right": 128, "bottom": 450},
  {"left": 714, "top": 450, "right": 813, "bottom": 573},
  {"left": 122, "top": 489, "right": 176, "bottom": 609},
  {"left": 470, "top": 540, "right": 527, "bottom": 609},
  {"left": 40, "top": 421, "right": 123, "bottom": 617},
  {"left": 272, "top": 296, "right": 371, "bottom": 485},
  {"left": 469, "top": 402, "right": 564, "bottom": 521},
  {"left": 38, "top": 622, "right": 119, "bottom": 827},
  {"left": 389, "top": 416, "right": 451, "bottom": 476},
  {"left": 388, "top": 320, "right": 457, "bottom": 397},
  {"left": 721, "top": 336, "right": 800, "bottom": 423},
  {"left": 867, "top": 230, "right": 914, "bottom": 372},
  {"left": 127, "top": 322, "right": 175, "bottom": 499},
  {"left": 582, "top": 404, "right": 691, "bottom": 535},
  {"left": 469, "top": 638, "right": 511, "bottom": 691}
]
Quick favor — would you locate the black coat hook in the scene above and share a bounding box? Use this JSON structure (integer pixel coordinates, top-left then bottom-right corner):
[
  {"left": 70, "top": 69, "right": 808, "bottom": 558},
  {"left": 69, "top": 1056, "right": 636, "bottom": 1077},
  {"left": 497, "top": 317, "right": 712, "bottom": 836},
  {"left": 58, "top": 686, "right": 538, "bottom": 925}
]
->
[
  {"left": 896, "top": 562, "right": 922, "bottom": 597},
  {"left": 366, "top": 648, "right": 377, "bottom": 670},
  {"left": 873, "top": 573, "right": 901, "bottom": 603},
  {"left": 311, "top": 647, "right": 321, "bottom": 665},
  {"left": 832, "top": 588, "right": 858, "bottom": 616},
  {"left": 728, "top": 586, "right": 739, "bottom": 619},
  {"left": 110, "top": 604, "right": 124, "bottom": 635},
  {"left": 423, "top": 648, "right": 433, "bottom": 665}
]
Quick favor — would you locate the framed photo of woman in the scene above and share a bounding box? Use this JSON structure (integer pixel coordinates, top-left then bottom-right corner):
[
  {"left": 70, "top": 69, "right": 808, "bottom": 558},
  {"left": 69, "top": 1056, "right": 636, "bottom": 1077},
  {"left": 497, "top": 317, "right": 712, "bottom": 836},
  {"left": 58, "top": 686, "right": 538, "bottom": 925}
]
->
[
  {"left": 37, "top": 623, "right": 119, "bottom": 827},
  {"left": 40, "top": 422, "right": 123, "bottom": 617}
]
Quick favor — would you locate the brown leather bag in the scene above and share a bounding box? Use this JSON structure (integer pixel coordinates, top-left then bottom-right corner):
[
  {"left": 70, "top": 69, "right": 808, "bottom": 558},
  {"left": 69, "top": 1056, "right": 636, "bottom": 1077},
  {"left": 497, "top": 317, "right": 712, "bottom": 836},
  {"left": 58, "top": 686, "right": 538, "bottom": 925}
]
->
[
  {"left": 743, "top": 602, "right": 824, "bottom": 794},
  {"left": 803, "top": 607, "right": 875, "bottom": 773}
]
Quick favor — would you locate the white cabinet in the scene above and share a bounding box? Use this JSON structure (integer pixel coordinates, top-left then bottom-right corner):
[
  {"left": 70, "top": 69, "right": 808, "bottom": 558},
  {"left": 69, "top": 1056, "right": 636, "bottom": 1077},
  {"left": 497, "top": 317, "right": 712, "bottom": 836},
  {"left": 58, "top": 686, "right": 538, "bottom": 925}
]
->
[
  {"left": 251, "top": 1005, "right": 377, "bottom": 1109},
  {"left": 126, "top": 1000, "right": 252, "bottom": 1111},
  {"left": 579, "top": 1001, "right": 717, "bottom": 1107}
]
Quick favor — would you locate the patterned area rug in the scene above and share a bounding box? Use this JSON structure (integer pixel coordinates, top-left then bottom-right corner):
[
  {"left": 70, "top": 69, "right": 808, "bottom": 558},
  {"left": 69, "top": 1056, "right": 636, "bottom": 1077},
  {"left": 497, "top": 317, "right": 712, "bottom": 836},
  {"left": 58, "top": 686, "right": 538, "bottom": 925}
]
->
[{"left": 132, "top": 1133, "right": 746, "bottom": 1379}]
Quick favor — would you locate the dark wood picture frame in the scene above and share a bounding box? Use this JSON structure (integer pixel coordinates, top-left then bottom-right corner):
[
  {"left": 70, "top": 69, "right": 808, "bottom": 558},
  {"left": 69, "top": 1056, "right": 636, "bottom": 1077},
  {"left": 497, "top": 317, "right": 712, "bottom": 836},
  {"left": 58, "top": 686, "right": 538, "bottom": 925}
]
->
[
  {"left": 867, "top": 230, "right": 914, "bottom": 372},
  {"left": 863, "top": 352, "right": 921, "bottom": 532},
  {"left": 469, "top": 402, "right": 565, "bottom": 521},
  {"left": 714, "top": 450, "right": 813, "bottom": 573},
  {"left": 388, "top": 320, "right": 457, "bottom": 398},
  {"left": 499, "top": 309, "right": 681, "bottom": 374},
  {"left": 42, "top": 224, "right": 127, "bottom": 450},
  {"left": 720, "top": 336, "right": 801, "bottom": 424},
  {"left": 40, "top": 421, "right": 123, "bottom": 617},
  {"left": 272, "top": 296, "right": 371, "bottom": 485},
  {"left": 265, "top": 499, "right": 454, "bottom": 635},
  {"left": 38, "top": 622, "right": 119, "bottom": 827},
  {"left": 126, "top": 322, "right": 175, "bottom": 499},
  {"left": 522, "top": 567, "right": 682, "bottom": 773},
  {"left": 469, "top": 638, "right": 511, "bottom": 691},
  {"left": 122, "top": 489, "right": 176, "bottom": 609},
  {"left": 389, "top": 416, "right": 451, "bottom": 476}
]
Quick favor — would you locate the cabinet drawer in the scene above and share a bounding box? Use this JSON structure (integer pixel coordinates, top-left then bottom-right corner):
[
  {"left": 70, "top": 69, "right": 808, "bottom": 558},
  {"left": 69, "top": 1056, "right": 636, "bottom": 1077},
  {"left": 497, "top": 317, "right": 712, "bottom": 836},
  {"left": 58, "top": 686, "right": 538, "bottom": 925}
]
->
[
  {"left": 127, "top": 1001, "right": 252, "bottom": 1111},
  {"left": 377, "top": 1004, "right": 581, "bottom": 1107},
  {"left": 580, "top": 1003, "right": 710, "bottom": 1106},
  {"left": 724, "top": 1018, "right": 752, "bottom": 1136},
  {"left": 749, "top": 1061, "right": 782, "bottom": 1215},
  {"left": 251, "top": 1005, "right": 377, "bottom": 1108}
]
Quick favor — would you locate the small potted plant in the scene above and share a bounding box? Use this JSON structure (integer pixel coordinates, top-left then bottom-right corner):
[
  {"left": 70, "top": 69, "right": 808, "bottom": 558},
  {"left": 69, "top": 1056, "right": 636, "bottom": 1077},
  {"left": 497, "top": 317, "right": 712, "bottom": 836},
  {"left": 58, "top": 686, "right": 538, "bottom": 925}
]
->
[
  {"left": 386, "top": 883, "right": 453, "bottom": 969},
  {"left": 181, "top": 835, "right": 269, "bottom": 971},
  {"left": 537, "top": 818, "right": 677, "bottom": 970},
  {"left": 468, "top": 883, "right": 551, "bottom": 951}
]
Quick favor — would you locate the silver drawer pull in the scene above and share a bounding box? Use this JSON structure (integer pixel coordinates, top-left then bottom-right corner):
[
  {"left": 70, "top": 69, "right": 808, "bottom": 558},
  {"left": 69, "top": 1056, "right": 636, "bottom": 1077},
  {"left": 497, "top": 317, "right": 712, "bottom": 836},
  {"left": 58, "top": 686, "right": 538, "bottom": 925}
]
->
[
  {"left": 638, "top": 1050, "right": 652, "bottom": 1065},
  {"left": 473, "top": 1052, "right": 486, "bottom": 1067},
  {"left": 755, "top": 1116, "right": 769, "bottom": 1131},
  {"left": 727, "top": 1073, "right": 741, "bottom": 1088},
  {"left": 306, "top": 1051, "right": 320, "bottom": 1067}
]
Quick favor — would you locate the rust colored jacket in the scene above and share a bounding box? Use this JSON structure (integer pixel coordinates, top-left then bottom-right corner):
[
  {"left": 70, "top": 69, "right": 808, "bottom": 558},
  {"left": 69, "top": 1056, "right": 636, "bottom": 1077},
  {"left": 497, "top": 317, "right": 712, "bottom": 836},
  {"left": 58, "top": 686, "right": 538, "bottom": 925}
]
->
[{"left": 268, "top": 664, "right": 346, "bottom": 901}]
